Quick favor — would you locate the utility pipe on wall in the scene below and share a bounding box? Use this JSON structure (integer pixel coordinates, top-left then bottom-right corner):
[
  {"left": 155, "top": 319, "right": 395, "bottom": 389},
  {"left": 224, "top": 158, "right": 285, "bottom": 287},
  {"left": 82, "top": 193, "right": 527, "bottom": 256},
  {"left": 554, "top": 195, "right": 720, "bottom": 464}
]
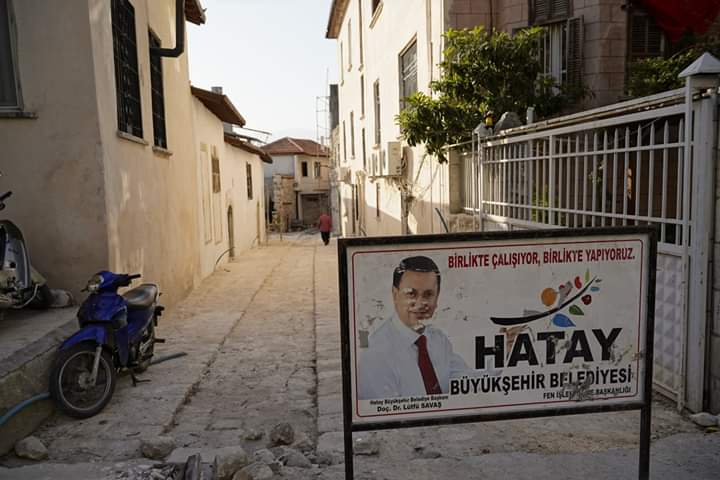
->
[{"left": 151, "top": 0, "right": 185, "bottom": 58}]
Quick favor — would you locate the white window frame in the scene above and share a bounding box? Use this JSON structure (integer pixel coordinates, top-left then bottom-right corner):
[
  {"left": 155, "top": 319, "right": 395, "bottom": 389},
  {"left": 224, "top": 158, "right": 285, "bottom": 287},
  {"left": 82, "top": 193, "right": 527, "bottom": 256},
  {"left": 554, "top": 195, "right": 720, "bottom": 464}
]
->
[
  {"left": 399, "top": 37, "right": 418, "bottom": 111},
  {"left": 211, "top": 146, "right": 223, "bottom": 244},
  {"left": 200, "top": 144, "right": 213, "bottom": 244},
  {"left": 538, "top": 21, "right": 568, "bottom": 86}
]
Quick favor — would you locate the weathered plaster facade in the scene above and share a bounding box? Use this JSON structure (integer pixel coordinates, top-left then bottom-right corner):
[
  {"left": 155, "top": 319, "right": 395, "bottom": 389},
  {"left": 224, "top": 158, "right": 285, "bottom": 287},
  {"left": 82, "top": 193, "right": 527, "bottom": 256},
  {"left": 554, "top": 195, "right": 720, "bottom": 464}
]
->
[
  {"left": 192, "top": 96, "right": 268, "bottom": 279},
  {"left": 0, "top": 0, "right": 109, "bottom": 299},
  {"left": 0, "top": 0, "right": 207, "bottom": 306}
]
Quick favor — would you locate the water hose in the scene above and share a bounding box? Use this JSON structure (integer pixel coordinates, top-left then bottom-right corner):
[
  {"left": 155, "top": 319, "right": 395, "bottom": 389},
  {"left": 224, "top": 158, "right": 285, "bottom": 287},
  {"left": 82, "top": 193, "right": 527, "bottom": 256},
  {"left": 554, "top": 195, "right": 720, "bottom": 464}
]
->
[
  {"left": 0, "top": 352, "right": 187, "bottom": 427},
  {"left": 0, "top": 392, "right": 50, "bottom": 428}
]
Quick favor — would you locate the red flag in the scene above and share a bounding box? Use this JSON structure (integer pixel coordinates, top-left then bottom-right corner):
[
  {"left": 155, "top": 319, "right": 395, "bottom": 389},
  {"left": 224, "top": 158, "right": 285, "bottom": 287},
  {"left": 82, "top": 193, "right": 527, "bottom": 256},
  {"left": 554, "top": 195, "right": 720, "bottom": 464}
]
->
[{"left": 639, "top": 0, "right": 720, "bottom": 42}]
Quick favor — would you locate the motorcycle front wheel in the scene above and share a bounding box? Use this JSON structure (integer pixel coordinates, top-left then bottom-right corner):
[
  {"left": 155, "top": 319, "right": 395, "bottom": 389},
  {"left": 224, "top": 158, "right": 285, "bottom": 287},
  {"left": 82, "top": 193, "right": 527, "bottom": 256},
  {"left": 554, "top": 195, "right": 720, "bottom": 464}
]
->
[{"left": 49, "top": 344, "right": 116, "bottom": 418}]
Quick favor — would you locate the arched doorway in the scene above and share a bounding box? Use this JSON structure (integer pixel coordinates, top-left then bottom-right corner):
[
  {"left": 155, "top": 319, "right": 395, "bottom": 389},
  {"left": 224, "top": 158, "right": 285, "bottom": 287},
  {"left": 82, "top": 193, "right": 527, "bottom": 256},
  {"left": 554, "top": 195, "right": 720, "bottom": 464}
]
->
[{"left": 227, "top": 206, "right": 235, "bottom": 259}]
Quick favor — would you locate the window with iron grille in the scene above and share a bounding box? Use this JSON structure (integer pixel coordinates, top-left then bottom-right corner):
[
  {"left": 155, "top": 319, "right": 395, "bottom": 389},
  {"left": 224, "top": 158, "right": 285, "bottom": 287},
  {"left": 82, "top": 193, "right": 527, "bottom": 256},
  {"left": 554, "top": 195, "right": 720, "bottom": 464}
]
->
[
  {"left": 350, "top": 111, "right": 355, "bottom": 157},
  {"left": 373, "top": 80, "right": 381, "bottom": 146},
  {"left": 246, "top": 163, "right": 253, "bottom": 199},
  {"left": 354, "top": 185, "right": 359, "bottom": 220},
  {"left": 112, "top": 0, "right": 143, "bottom": 138},
  {"left": 628, "top": 7, "right": 665, "bottom": 61},
  {"left": 399, "top": 39, "right": 417, "bottom": 111},
  {"left": 361, "top": 128, "right": 367, "bottom": 171},
  {"left": 342, "top": 121, "right": 347, "bottom": 161},
  {"left": 149, "top": 31, "right": 167, "bottom": 149},
  {"left": 340, "top": 41, "right": 344, "bottom": 83},
  {"left": 347, "top": 19, "right": 352, "bottom": 70},
  {"left": 360, "top": 75, "right": 365, "bottom": 115},
  {"left": 211, "top": 151, "right": 221, "bottom": 193},
  {"left": 0, "top": 0, "right": 21, "bottom": 109},
  {"left": 529, "top": 0, "right": 571, "bottom": 25},
  {"left": 358, "top": 0, "right": 364, "bottom": 65}
]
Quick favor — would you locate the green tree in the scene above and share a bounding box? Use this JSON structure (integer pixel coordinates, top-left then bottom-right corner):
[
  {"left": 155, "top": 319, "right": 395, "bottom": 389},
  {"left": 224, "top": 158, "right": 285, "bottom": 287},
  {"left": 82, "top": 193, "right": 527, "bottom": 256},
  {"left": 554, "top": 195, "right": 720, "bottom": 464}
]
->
[
  {"left": 397, "top": 27, "right": 580, "bottom": 162},
  {"left": 627, "top": 38, "right": 720, "bottom": 97}
]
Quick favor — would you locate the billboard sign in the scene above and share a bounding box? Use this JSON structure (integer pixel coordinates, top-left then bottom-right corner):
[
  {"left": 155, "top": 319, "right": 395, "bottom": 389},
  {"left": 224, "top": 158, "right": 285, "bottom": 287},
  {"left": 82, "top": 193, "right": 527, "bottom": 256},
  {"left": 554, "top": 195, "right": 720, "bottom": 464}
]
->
[{"left": 338, "top": 227, "right": 655, "bottom": 431}]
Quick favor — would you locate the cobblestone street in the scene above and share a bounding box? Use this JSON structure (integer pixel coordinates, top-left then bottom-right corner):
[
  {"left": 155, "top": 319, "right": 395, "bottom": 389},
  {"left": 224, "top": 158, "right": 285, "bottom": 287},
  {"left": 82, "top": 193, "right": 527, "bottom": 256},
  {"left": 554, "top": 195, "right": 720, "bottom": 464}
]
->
[{"left": 1, "top": 233, "right": 718, "bottom": 479}]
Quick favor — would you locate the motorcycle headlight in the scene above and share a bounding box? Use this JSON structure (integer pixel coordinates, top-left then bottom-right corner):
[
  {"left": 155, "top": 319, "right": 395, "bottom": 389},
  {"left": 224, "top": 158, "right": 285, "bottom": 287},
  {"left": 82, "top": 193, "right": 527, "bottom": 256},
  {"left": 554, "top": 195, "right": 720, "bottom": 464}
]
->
[{"left": 85, "top": 274, "right": 103, "bottom": 293}]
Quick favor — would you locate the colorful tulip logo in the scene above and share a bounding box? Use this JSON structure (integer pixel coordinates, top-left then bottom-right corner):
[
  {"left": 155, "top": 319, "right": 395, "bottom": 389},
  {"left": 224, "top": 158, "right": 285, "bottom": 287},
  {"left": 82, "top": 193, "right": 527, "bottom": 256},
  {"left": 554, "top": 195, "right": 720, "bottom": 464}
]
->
[{"left": 490, "top": 269, "right": 602, "bottom": 327}]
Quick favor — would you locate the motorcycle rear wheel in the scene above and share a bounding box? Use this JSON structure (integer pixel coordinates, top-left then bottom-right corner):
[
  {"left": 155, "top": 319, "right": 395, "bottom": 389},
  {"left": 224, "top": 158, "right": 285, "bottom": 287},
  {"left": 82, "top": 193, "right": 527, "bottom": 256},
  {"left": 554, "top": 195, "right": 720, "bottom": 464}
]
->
[
  {"left": 50, "top": 344, "right": 116, "bottom": 418},
  {"left": 135, "top": 322, "right": 155, "bottom": 373}
]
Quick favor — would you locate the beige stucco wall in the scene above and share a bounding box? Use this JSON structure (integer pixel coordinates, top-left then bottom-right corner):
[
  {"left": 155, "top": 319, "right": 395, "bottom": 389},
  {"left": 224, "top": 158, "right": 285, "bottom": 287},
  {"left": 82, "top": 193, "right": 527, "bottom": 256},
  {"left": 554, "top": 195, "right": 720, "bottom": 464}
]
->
[
  {"left": 0, "top": 0, "right": 108, "bottom": 297},
  {"left": 192, "top": 97, "right": 227, "bottom": 278},
  {"left": 224, "top": 145, "right": 266, "bottom": 255},
  {"left": 192, "top": 97, "right": 266, "bottom": 278},
  {"left": 88, "top": 0, "right": 202, "bottom": 306},
  {"left": 295, "top": 154, "right": 330, "bottom": 193},
  {"left": 335, "top": 0, "right": 449, "bottom": 238}
]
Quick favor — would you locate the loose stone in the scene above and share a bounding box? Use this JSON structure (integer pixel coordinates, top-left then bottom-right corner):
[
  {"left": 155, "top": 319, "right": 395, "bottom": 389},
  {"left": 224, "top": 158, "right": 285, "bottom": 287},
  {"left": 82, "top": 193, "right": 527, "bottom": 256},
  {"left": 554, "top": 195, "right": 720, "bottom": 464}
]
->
[
  {"left": 269, "top": 422, "right": 295, "bottom": 446},
  {"left": 14, "top": 436, "right": 48, "bottom": 461}
]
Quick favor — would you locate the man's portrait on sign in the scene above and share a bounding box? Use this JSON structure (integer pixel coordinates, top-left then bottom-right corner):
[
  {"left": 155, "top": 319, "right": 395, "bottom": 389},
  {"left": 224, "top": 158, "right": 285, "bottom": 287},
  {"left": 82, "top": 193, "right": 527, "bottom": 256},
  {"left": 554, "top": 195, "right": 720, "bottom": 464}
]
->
[{"left": 357, "top": 256, "right": 472, "bottom": 400}]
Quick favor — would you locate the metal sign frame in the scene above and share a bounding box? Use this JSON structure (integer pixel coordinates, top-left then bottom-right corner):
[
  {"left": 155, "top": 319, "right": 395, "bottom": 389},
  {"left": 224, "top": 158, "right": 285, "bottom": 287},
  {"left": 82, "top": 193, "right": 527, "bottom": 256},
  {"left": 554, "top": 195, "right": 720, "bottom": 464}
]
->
[{"left": 338, "top": 226, "right": 656, "bottom": 479}]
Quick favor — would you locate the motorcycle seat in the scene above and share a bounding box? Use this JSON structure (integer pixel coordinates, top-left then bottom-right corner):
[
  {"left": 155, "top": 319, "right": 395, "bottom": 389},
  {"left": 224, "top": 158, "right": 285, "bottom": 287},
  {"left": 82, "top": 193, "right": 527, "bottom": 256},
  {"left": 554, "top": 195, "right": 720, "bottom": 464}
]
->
[{"left": 123, "top": 284, "right": 159, "bottom": 309}]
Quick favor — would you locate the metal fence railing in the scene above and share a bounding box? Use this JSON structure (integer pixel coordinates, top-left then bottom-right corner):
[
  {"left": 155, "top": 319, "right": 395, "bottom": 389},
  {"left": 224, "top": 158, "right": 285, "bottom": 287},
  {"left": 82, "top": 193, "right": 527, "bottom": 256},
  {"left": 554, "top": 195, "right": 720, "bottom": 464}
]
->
[{"left": 459, "top": 95, "right": 689, "bottom": 251}]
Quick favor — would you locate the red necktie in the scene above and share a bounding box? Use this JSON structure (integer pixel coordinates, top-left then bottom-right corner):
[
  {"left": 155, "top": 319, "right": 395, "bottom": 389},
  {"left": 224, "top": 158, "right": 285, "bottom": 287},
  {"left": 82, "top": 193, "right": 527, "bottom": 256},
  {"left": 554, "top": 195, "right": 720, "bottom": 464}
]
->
[{"left": 415, "top": 335, "right": 441, "bottom": 394}]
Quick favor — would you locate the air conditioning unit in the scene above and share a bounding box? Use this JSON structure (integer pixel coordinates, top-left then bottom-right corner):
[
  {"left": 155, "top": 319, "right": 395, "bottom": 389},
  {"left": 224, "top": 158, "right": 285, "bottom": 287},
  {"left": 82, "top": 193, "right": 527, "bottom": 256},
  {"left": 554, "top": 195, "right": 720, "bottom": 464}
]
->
[{"left": 387, "top": 141, "right": 402, "bottom": 176}]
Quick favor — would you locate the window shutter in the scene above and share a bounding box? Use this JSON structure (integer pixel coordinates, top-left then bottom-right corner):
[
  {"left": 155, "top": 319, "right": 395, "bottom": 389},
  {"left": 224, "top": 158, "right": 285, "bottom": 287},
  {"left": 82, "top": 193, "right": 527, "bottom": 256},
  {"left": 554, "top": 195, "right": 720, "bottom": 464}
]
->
[
  {"left": 530, "top": 0, "right": 570, "bottom": 25},
  {"left": 550, "top": 0, "right": 570, "bottom": 20},
  {"left": 630, "top": 10, "right": 664, "bottom": 60},
  {"left": 566, "top": 17, "right": 583, "bottom": 88},
  {"left": 530, "top": 0, "right": 548, "bottom": 24}
]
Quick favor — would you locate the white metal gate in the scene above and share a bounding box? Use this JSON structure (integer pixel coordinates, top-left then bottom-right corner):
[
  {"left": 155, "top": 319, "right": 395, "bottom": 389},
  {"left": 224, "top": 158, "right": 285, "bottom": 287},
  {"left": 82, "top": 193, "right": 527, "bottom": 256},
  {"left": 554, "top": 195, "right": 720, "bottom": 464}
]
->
[{"left": 459, "top": 85, "right": 718, "bottom": 411}]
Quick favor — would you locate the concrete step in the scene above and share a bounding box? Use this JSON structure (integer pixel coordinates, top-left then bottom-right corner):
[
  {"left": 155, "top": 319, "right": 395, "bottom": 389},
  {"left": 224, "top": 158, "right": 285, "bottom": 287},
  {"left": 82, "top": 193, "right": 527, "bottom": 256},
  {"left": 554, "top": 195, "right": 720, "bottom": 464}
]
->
[{"left": 0, "top": 308, "right": 77, "bottom": 455}]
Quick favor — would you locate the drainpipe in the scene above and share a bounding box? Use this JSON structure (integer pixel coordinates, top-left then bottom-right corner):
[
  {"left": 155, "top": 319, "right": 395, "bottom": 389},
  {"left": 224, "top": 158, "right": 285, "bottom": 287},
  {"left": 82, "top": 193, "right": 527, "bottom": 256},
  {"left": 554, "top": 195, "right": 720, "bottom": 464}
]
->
[{"left": 150, "top": 0, "right": 185, "bottom": 58}]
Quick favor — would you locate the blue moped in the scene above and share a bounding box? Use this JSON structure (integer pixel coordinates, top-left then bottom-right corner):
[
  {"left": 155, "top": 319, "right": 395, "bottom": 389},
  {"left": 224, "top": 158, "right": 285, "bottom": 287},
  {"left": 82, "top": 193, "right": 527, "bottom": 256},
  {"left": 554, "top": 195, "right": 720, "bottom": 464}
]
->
[{"left": 49, "top": 271, "right": 164, "bottom": 418}]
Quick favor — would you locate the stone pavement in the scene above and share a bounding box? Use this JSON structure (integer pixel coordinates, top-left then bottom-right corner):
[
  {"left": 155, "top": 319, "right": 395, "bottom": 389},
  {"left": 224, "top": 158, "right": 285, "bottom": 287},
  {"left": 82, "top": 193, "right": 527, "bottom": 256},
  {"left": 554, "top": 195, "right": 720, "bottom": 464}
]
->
[{"left": 0, "top": 232, "right": 717, "bottom": 479}]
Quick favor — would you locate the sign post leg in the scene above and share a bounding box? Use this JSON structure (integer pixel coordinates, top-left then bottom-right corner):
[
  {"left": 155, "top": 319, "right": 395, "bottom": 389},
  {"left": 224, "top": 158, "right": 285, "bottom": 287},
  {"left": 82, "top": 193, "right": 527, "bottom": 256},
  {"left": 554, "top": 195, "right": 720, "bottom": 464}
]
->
[
  {"left": 638, "top": 404, "right": 651, "bottom": 480},
  {"left": 344, "top": 427, "right": 354, "bottom": 479}
]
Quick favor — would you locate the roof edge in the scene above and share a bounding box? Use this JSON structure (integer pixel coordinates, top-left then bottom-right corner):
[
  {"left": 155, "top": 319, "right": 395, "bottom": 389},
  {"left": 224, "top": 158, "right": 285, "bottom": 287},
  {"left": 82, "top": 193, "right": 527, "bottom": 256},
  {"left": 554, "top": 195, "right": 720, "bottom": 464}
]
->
[
  {"left": 190, "top": 85, "right": 246, "bottom": 127},
  {"left": 224, "top": 133, "right": 273, "bottom": 163},
  {"left": 185, "top": 0, "right": 206, "bottom": 25},
  {"left": 326, "top": 0, "right": 349, "bottom": 39}
]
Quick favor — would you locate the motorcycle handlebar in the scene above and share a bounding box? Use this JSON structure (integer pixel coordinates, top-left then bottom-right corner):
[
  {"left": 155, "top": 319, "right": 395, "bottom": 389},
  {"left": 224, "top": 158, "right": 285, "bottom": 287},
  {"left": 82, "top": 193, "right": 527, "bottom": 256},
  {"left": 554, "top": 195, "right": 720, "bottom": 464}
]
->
[{"left": 118, "top": 273, "right": 142, "bottom": 287}]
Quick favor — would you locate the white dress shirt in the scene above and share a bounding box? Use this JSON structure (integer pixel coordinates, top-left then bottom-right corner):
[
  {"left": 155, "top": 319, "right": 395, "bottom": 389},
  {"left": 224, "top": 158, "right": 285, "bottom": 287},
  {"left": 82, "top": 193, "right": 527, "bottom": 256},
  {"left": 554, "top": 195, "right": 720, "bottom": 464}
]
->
[{"left": 357, "top": 315, "right": 471, "bottom": 400}]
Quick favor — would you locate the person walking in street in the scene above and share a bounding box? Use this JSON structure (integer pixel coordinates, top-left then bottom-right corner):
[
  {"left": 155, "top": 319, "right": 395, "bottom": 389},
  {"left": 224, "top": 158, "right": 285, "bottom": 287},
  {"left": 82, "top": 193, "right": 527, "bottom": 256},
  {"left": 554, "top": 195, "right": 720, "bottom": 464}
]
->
[{"left": 317, "top": 211, "right": 332, "bottom": 245}]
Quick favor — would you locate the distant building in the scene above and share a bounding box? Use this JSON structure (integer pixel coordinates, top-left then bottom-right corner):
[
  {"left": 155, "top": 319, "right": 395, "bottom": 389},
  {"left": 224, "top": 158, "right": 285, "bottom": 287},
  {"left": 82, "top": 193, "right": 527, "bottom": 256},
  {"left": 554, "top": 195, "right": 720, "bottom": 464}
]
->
[{"left": 262, "top": 138, "right": 331, "bottom": 229}]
